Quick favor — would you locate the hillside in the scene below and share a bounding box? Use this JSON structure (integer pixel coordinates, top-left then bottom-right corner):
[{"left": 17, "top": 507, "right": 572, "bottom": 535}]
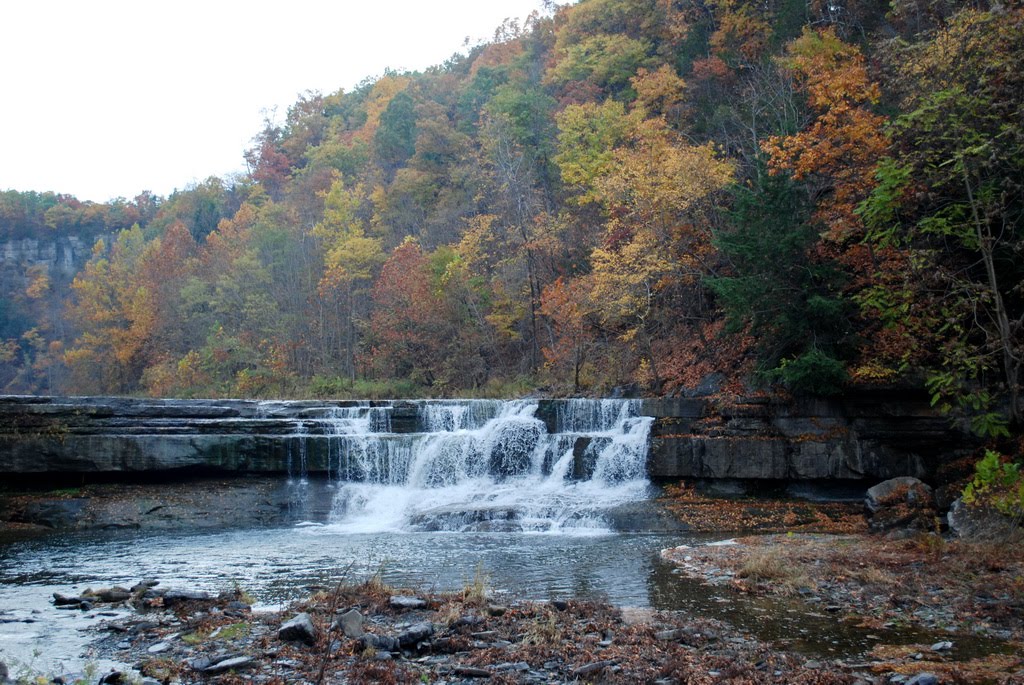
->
[{"left": 1, "top": 0, "right": 1021, "bottom": 443}]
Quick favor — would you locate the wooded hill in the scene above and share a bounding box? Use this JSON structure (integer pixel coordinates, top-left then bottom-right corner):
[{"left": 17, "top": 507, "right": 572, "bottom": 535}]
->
[{"left": 2, "top": 0, "right": 1022, "bottom": 438}]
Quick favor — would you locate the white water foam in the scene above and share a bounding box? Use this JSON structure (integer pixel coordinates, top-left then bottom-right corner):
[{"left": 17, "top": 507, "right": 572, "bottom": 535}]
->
[{"left": 318, "top": 399, "right": 653, "bottom": 535}]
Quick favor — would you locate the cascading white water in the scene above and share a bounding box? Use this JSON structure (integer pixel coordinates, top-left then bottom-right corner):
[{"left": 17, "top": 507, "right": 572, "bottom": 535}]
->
[{"left": 322, "top": 399, "right": 653, "bottom": 534}]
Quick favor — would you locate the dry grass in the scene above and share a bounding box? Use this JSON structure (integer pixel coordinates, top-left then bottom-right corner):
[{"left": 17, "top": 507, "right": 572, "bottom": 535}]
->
[
  {"left": 462, "top": 564, "right": 491, "bottom": 607},
  {"left": 735, "top": 547, "right": 810, "bottom": 594},
  {"left": 521, "top": 608, "right": 562, "bottom": 646}
]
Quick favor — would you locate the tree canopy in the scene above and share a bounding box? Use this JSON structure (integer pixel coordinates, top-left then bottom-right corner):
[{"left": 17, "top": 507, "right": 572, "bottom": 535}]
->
[{"left": 1, "top": 0, "right": 1021, "bottom": 441}]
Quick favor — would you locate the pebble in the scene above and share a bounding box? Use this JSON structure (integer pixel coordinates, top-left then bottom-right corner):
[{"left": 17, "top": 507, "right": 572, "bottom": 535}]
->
[
  {"left": 930, "top": 641, "right": 953, "bottom": 652},
  {"left": 146, "top": 641, "right": 171, "bottom": 654}
]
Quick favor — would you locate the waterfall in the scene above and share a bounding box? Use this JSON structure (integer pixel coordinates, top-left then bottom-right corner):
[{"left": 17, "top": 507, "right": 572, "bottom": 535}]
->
[{"left": 320, "top": 398, "right": 653, "bottom": 534}]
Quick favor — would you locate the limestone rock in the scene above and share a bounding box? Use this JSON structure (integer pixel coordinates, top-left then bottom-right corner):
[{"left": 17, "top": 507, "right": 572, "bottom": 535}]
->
[
  {"left": 279, "top": 612, "right": 317, "bottom": 645},
  {"left": 866, "top": 477, "right": 937, "bottom": 532},
  {"left": 389, "top": 595, "right": 427, "bottom": 609},
  {"left": 397, "top": 621, "right": 434, "bottom": 647},
  {"left": 947, "top": 497, "right": 1017, "bottom": 539},
  {"left": 336, "top": 608, "right": 364, "bottom": 638}
]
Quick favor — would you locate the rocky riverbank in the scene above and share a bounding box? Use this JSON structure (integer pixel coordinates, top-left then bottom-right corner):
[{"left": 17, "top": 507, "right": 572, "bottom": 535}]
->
[
  {"left": 0, "top": 581, "right": 936, "bottom": 683},
  {"left": 3, "top": 525, "right": 1022, "bottom": 684},
  {"left": 662, "top": 533, "right": 1024, "bottom": 683},
  {"left": 11, "top": 542, "right": 1021, "bottom": 685}
]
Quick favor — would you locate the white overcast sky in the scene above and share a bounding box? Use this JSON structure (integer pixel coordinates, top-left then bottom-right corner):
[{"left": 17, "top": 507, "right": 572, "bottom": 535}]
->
[{"left": 1, "top": 0, "right": 551, "bottom": 203}]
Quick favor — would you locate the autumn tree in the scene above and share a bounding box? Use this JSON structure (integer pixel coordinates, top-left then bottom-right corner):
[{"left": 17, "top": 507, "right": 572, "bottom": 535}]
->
[
  {"left": 861, "top": 7, "right": 1024, "bottom": 431},
  {"left": 761, "top": 26, "right": 887, "bottom": 242},
  {"left": 550, "top": 69, "right": 734, "bottom": 390},
  {"left": 65, "top": 227, "right": 156, "bottom": 393},
  {"left": 313, "top": 177, "right": 383, "bottom": 381},
  {"left": 365, "top": 239, "right": 447, "bottom": 387},
  {"left": 711, "top": 171, "right": 854, "bottom": 394}
]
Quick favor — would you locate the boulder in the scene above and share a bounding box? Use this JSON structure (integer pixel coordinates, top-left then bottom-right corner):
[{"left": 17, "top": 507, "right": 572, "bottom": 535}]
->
[
  {"left": 336, "top": 608, "right": 364, "bottom": 638},
  {"left": 161, "top": 589, "right": 212, "bottom": 606},
  {"left": 397, "top": 621, "right": 434, "bottom": 647},
  {"left": 865, "top": 477, "right": 937, "bottom": 532},
  {"left": 279, "top": 612, "right": 317, "bottom": 645},
  {"left": 361, "top": 633, "right": 399, "bottom": 652},
  {"left": 947, "top": 497, "right": 1017, "bottom": 539}
]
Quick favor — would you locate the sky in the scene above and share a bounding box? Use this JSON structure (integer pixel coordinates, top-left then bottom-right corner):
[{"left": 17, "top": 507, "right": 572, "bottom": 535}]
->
[{"left": 1, "top": 0, "right": 552, "bottom": 203}]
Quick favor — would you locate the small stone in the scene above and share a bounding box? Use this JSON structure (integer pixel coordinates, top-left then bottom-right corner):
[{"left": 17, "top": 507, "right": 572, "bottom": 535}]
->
[
  {"left": 361, "top": 633, "right": 399, "bottom": 652},
  {"left": 571, "top": 660, "right": 616, "bottom": 678},
  {"left": 146, "top": 641, "right": 171, "bottom": 654},
  {"left": 551, "top": 599, "right": 569, "bottom": 611},
  {"left": 906, "top": 674, "right": 939, "bottom": 685},
  {"left": 930, "top": 641, "right": 953, "bottom": 652},
  {"left": 140, "top": 678, "right": 162, "bottom": 685},
  {"left": 452, "top": 614, "right": 483, "bottom": 627},
  {"left": 397, "top": 622, "right": 434, "bottom": 647},
  {"left": 470, "top": 630, "right": 497, "bottom": 639},
  {"left": 187, "top": 657, "right": 214, "bottom": 671},
  {"left": 97, "top": 671, "right": 122, "bottom": 685},
  {"left": 278, "top": 612, "right": 317, "bottom": 645},
  {"left": 453, "top": 666, "right": 491, "bottom": 677},
  {"left": 389, "top": 595, "right": 427, "bottom": 609},
  {"left": 486, "top": 604, "right": 507, "bottom": 617},
  {"left": 331, "top": 608, "right": 363, "bottom": 638},
  {"left": 495, "top": 662, "right": 529, "bottom": 672},
  {"left": 202, "top": 656, "right": 255, "bottom": 674}
]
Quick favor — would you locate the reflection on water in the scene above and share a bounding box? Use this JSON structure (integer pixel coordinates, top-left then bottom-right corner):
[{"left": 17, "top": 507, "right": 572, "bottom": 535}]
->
[{"left": 2, "top": 527, "right": 678, "bottom": 605}]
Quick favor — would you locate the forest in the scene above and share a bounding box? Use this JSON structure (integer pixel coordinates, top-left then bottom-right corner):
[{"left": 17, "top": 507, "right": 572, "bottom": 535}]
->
[{"left": 1, "top": 0, "right": 1021, "bottom": 439}]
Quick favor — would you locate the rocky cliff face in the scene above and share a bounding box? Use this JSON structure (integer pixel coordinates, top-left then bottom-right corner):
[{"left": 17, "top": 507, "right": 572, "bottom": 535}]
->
[
  {"left": 0, "top": 394, "right": 969, "bottom": 485},
  {"left": 0, "top": 235, "right": 104, "bottom": 293},
  {"left": 642, "top": 392, "right": 968, "bottom": 482}
]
